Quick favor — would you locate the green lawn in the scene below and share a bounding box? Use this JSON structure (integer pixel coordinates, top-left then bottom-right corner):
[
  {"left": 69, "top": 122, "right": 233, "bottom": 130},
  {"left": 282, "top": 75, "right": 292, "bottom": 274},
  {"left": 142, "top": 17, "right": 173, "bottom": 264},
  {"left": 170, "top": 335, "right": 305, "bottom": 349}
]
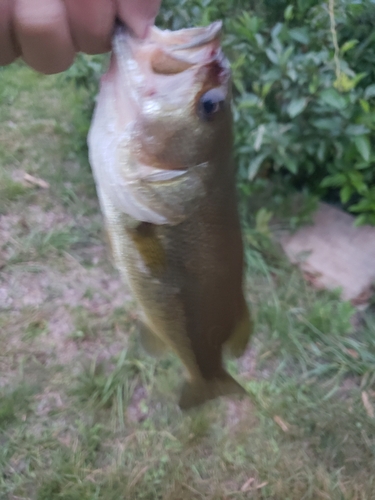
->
[{"left": 1, "top": 62, "right": 375, "bottom": 500}]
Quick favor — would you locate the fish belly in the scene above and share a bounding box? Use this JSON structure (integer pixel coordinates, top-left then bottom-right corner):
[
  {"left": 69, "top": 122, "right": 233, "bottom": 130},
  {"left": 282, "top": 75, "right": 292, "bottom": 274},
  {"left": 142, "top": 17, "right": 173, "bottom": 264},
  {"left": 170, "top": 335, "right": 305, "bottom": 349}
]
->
[{"left": 98, "top": 186, "right": 251, "bottom": 408}]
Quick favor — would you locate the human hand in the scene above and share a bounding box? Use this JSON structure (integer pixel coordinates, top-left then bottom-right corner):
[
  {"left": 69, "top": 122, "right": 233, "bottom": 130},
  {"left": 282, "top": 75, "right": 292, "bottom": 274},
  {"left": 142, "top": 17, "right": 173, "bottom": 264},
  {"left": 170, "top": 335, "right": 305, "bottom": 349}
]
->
[{"left": 0, "top": 0, "right": 161, "bottom": 74}]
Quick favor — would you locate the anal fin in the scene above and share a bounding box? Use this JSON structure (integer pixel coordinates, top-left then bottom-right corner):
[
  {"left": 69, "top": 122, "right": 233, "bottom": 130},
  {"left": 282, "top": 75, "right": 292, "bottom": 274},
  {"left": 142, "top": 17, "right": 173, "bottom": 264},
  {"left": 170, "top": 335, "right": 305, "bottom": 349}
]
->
[
  {"left": 225, "top": 307, "right": 253, "bottom": 359},
  {"left": 179, "top": 371, "right": 246, "bottom": 410},
  {"left": 138, "top": 322, "right": 167, "bottom": 358}
]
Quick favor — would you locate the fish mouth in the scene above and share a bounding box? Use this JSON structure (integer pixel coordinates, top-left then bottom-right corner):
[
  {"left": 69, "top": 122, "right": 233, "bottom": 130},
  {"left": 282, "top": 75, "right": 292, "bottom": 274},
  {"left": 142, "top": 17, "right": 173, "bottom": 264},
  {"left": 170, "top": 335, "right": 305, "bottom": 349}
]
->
[
  {"left": 148, "top": 21, "right": 222, "bottom": 51},
  {"left": 113, "top": 21, "right": 229, "bottom": 82}
]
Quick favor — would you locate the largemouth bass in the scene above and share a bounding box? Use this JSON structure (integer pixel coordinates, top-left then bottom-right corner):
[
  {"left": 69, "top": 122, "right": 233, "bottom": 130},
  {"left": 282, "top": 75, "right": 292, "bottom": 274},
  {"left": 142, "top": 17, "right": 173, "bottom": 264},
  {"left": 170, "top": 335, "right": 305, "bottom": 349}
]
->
[{"left": 88, "top": 21, "right": 252, "bottom": 409}]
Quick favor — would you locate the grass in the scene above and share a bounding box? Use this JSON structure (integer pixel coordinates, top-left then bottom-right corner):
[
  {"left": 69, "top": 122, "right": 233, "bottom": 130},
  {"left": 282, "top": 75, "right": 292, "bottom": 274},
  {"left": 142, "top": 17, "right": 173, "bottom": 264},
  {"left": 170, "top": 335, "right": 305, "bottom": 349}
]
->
[
  {"left": 0, "top": 171, "right": 30, "bottom": 215},
  {"left": 1, "top": 60, "right": 375, "bottom": 500}
]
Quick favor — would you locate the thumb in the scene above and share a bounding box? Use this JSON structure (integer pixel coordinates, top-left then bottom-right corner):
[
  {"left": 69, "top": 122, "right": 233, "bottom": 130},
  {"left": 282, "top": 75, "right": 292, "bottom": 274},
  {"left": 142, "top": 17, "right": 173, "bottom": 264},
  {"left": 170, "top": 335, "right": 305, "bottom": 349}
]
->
[{"left": 116, "top": 0, "right": 161, "bottom": 39}]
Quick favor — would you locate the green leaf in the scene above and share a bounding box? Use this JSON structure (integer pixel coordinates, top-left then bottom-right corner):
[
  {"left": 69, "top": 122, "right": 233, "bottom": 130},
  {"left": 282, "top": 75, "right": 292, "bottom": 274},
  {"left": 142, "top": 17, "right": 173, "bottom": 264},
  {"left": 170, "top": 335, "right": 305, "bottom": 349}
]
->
[
  {"left": 248, "top": 153, "right": 267, "bottom": 180},
  {"left": 340, "top": 39, "right": 358, "bottom": 54},
  {"left": 355, "top": 161, "right": 373, "bottom": 170},
  {"left": 254, "top": 124, "right": 266, "bottom": 151},
  {"left": 321, "top": 174, "right": 346, "bottom": 188},
  {"left": 284, "top": 5, "right": 294, "bottom": 21},
  {"left": 279, "top": 46, "right": 294, "bottom": 66},
  {"left": 319, "top": 89, "right": 347, "bottom": 110},
  {"left": 311, "top": 118, "right": 341, "bottom": 130},
  {"left": 334, "top": 72, "right": 366, "bottom": 92},
  {"left": 255, "top": 207, "right": 273, "bottom": 235},
  {"left": 261, "top": 82, "right": 274, "bottom": 98},
  {"left": 271, "top": 23, "right": 283, "bottom": 40},
  {"left": 350, "top": 196, "right": 375, "bottom": 212},
  {"left": 354, "top": 214, "right": 368, "bottom": 226},
  {"left": 287, "top": 97, "right": 308, "bottom": 118},
  {"left": 340, "top": 185, "right": 353, "bottom": 204},
  {"left": 284, "top": 156, "right": 298, "bottom": 174},
  {"left": 233, "top": 77, "right": 246, "bottom": 94},
  {"left": 364, "top": 84, "right": 375, "bottom": 100},
  {"left": 288, "top": 27, "right": 310, "bottom": 45},
  {"left": 354, "top": 135, "right": 371, "bottom": 162},
  {"left": 345, "top": 124, "right": 370, "bottom": 136},
  {"left": 348, "top": 171, "right": 367, "bottom": 193},
  {"left": 360, "top": 99, "right": 370, "bottom": 113},
  {"left": 265, "top": 48, "right": 279, "bottom": 65},
  {"left": 255, "top": 33, "right": 264, "bottom": 48},
  {"left": 238, "top": 93, "right": 261, "bottom": 109}
]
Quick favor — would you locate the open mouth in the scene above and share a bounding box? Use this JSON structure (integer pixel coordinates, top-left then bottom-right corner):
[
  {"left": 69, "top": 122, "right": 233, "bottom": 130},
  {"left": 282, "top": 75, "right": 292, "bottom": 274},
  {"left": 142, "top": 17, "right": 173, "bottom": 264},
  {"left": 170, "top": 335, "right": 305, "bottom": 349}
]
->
[
  {"left": 148, "top": 21, "right": 223, "bottom": 50},
  {"left": 113, "top": 21, "right": 226, "bottom": 77}
]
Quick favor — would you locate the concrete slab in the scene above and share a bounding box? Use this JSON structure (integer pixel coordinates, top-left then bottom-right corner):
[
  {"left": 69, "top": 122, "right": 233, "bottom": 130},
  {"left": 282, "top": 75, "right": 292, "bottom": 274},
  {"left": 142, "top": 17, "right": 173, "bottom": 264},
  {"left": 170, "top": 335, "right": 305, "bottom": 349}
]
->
[{"left": 279, "top": 203, "right": 375, "bottom": 304}]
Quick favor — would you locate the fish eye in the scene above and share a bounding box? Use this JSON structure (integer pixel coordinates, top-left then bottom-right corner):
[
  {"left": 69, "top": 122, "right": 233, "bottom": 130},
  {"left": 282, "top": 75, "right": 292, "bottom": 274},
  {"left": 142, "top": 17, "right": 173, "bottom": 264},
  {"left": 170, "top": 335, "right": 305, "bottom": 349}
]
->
[{"left": 198, "top": 88, "right": 226, "bottom": 121}]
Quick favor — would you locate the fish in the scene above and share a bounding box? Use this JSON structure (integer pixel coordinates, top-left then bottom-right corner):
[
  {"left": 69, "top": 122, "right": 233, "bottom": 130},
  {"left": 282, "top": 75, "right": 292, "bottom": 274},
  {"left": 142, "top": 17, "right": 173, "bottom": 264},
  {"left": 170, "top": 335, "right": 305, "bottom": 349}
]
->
[{"left": 88, "top": 21, "right": 252, "bottom": 409}]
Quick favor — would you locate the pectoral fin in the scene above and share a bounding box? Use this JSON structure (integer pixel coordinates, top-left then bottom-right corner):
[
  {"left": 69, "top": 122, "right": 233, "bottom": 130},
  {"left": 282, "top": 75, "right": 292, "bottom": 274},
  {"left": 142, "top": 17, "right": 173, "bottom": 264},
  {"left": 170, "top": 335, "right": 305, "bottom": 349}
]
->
[
  {"left": 179, "top": 371, "right": 246, "bottom": 410},
  {"left": 132, "top": 161, "right": 209, "bottom": 225},
  {"left": 129, "top": 222, "right": 166, "bottom": 274}
]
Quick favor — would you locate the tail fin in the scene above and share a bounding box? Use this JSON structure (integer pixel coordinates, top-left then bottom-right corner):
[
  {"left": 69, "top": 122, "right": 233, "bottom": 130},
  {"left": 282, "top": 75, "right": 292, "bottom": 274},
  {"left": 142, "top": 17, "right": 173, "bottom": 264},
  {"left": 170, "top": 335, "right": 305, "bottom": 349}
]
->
[{"left": 179, "top": 371, "right": 247, "bottom": 410}]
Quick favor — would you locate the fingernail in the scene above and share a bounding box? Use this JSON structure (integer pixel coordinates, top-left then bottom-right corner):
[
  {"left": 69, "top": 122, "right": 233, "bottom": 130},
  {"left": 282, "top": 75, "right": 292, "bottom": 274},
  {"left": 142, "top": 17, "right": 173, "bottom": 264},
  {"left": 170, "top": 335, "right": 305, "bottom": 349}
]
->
[{"left": 131, "top": 18, "right": 153, "bottom": 39}]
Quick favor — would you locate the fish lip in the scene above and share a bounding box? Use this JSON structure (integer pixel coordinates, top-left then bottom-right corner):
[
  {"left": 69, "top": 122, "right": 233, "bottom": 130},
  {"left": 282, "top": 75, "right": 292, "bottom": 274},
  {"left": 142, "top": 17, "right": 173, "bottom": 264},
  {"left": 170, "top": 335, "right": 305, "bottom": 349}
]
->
[
  {"left": 155, "top": 21, "right": 223, "bottom": 51},
  {"left": 113, "top": 21, "right": 223, "bottom": 52}
]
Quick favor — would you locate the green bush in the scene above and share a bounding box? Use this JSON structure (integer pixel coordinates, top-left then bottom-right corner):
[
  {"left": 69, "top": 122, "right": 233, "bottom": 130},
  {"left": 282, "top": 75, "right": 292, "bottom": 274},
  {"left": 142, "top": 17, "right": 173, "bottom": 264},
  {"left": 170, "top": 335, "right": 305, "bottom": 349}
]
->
[{"left": 65, "top": 0, "right": 375, "bottom": 225}]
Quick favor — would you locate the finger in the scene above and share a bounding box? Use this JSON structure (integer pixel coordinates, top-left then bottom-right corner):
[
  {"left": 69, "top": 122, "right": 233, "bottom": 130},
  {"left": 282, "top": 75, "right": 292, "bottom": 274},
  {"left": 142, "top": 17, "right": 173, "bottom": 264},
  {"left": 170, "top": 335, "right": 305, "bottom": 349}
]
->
[
  {"left": 64, "top": 0, "right": 116, "bottom": 54},
  {"left": 0, "top": 0, "right": 21, "bottom": 65},
  {"left": 13, "top": 0, "right": 75, "bottom": 74},
  {"left": 116, "top": 0, "right": 162, "bottom": 39}
]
